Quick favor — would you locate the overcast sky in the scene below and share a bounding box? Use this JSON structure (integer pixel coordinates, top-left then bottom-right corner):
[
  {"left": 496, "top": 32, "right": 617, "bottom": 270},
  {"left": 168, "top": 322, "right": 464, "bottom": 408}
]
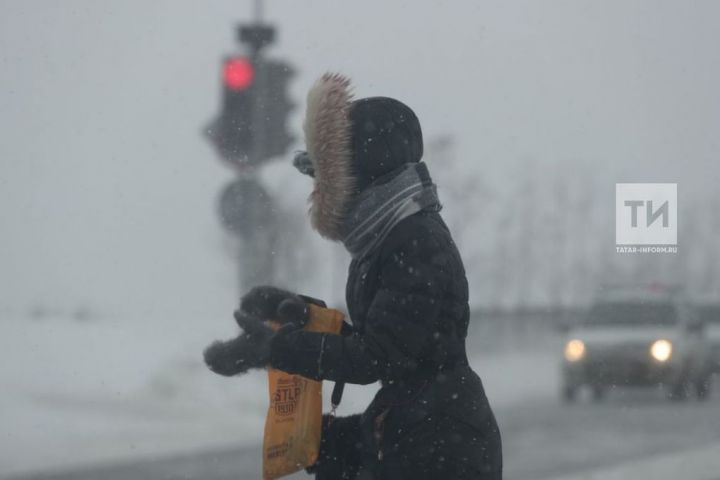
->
[{"left": 1, "top": 0, "right": 718, "bottom": 322}]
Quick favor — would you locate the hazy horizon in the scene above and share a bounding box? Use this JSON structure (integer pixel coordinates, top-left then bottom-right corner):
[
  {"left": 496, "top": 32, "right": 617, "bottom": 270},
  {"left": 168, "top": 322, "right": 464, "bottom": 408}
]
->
[{"left": 1, "top": 0, "right": 719, "bottom": 321}]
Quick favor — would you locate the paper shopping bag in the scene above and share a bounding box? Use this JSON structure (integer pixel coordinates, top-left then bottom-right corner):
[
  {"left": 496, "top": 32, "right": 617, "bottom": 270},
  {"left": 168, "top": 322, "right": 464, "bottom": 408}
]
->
[{"left": 262, "top": 304, "right": 344, "bottom": 480}]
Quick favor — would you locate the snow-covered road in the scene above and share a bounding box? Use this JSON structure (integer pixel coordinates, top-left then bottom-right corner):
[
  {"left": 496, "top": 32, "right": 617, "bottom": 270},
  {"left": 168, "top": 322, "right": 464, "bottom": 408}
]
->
[
  {"left": 2, "top": 317, "right": 719, "bottom": 479},
  {"left": 0, "top": 316, "right": 556, "bottom": 477}
]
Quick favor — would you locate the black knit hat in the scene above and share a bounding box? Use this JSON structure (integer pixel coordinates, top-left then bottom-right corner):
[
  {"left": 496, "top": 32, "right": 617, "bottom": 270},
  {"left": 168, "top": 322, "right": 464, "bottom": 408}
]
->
[{"left": 349, "top": 97, "right": 424, "bottom": 190}]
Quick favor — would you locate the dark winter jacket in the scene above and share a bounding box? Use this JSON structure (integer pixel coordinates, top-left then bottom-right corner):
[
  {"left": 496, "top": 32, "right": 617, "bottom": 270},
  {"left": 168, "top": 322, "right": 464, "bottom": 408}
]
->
[
  {"left": 271, "top": 73, "right": 502, "bottom": 479},
  {"left": 270, "top": 209, "right": 502, "bottom": 479}
]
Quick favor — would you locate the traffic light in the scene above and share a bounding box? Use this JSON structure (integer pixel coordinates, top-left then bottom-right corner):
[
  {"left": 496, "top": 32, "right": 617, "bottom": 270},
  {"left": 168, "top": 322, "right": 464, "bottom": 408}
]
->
[
  {"left": 253, "top": 59, "right": 295, "bottom": 161},
  {"left": 205, "top": 54, "right": 294, "bottom": 169},
  {"left": 205, "top": 56, "right": 256, "bottom": 166}
]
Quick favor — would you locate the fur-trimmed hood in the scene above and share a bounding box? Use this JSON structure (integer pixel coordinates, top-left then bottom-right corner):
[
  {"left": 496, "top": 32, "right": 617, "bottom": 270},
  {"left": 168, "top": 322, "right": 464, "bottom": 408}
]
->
[
  {"left": 303, "top": 74, "right": 425, "bottom": 241},
  {"left": 304, "top": 73, "right": 356, "bottom": 240}
]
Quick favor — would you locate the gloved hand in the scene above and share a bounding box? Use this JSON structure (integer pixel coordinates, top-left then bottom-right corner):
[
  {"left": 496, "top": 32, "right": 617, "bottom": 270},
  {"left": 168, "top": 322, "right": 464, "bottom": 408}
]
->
[
  {"left": 240, "top": 286, "right": 312, "bottom": 328},
  {"left": 202, "top": 312, "right": 275, "bottom": 377},
  {"left": 203, "top": 286, "right": 315, "bottom": 377}
]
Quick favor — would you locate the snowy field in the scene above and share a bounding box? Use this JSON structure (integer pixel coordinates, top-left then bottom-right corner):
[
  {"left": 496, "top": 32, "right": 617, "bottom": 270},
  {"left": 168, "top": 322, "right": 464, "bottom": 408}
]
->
[
  {"left": 0, "top": 316, "right": 557, "bottom": 478},
  {"left": 0, "top": 316, "right": 265, "bottom": 477}
]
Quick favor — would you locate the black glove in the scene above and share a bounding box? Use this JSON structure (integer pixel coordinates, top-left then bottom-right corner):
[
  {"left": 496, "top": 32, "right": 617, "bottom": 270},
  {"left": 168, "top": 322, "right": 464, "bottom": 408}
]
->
[
  {"left": 240, "top": 286, "right": 313, "bottom": 327},
  {"left": 203, "top": 287, "right": 321, "bottom": 377},
  {"left": 202, "top": 312, "right": 275, "bottom": 376}
]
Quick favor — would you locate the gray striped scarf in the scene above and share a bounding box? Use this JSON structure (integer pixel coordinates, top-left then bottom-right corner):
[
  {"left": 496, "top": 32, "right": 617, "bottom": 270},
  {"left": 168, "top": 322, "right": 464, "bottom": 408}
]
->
[{"left": 340, "top": 162, "right": 441, "bottom": 259}]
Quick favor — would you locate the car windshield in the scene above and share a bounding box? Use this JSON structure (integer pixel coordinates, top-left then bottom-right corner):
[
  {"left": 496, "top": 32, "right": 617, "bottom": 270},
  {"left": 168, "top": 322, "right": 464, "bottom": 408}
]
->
[
  {"left": 584, "top": 302, "right": 678, "bottom": 327},
  {"left": 697, "top": 305, "right": 720, "bottom": 324}
]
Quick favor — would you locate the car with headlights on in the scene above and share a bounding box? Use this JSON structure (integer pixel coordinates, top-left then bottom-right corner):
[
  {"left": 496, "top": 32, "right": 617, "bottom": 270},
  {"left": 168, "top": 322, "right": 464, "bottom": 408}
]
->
[
  {"left": 561, "top": 287, "right": 713, "bottom": 401},
  {"left": 697, "top": 303, "right": 720, "bottom": 375}
]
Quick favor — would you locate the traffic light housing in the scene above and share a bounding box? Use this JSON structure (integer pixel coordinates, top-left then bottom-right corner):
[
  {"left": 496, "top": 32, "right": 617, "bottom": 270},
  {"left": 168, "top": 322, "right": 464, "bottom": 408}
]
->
[
  {"left": 253, "top": 59, "right": 295, "bottom": 162},
  {"left": 205, "top": 55, "right": 295, "bottom": 169},
  {"left": 204, "top": 56, "right": 255, "bottom": 166}
]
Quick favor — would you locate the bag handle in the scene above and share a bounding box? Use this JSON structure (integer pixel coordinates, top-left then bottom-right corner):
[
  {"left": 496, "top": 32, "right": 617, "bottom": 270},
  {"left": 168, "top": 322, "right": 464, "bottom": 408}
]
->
[{"left": 298, "top": 295, "right": 346, "bottom": 420}]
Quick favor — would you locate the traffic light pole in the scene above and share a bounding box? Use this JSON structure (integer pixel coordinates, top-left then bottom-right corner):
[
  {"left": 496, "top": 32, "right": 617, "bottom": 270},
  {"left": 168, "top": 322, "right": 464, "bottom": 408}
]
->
[
  {"left": 236, "top": 20, "right": 276, "bottom": 292},
  {"left": 253, "top": 0, "right": 264, "bottom": 23},
  {"left": 205, "top": 9, "right": 296, "bottom": 295}
]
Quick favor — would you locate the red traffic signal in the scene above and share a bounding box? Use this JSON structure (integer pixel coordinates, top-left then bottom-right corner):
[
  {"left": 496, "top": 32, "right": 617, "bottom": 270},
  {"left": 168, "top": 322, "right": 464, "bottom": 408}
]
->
[{"left": 223, "top": 57, "right": 254, "bottom": 90}]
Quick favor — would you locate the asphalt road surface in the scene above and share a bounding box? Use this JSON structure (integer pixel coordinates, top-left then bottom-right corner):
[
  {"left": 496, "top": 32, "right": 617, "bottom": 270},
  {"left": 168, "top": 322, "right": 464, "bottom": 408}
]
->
[{"left": 12, "top": 383, "right": 720, "bottom": 480}]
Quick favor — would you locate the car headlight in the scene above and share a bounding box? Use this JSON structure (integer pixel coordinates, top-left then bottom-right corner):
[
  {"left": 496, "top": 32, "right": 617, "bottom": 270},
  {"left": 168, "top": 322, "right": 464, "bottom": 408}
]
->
[
  {"left": 564, "top": 339, "right": 586, "bottom": 362},
  {"left": 650, "top": 339, "right": 672, "bottom": 362}
]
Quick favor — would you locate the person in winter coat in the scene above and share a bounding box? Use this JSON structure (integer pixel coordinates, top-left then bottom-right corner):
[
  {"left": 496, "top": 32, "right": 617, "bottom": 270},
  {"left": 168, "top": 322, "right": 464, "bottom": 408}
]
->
[{"left": 203, "top": 73, "right": 503, "bottom": 480}]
